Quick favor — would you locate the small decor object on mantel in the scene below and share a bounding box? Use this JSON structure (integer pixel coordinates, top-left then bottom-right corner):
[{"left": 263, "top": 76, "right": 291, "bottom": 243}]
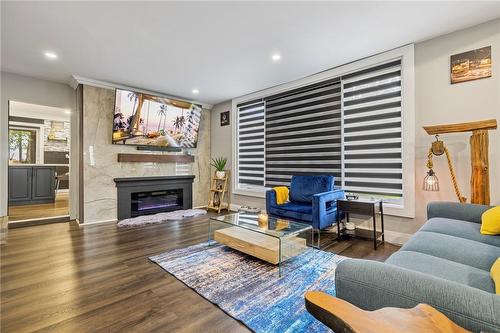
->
[
  {"left": 220, "top": 111, "right": 230, "bottom": 126},
  {"left": 211, "top": 157, "right": 227, "bottom": 179},
  {"left": 450, "top": 46, "right": 491, "bottom": 84}
]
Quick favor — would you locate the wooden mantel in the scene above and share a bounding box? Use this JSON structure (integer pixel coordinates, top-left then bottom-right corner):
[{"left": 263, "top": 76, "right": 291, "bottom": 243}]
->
[
  {"left": 117, "top": 153, "right": 194, "bottom": 163},
  {"left": 423, "top": 119, "right": 497, "bottom": 205}
]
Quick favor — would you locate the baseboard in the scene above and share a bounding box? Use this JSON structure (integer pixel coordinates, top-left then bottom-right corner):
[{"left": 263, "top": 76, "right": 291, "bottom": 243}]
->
[
  {"left": 8, "top": 215, "right": 71, "bottom": 228},
  {"left": 79, "top": 219, "right": 117, "bottom": 226}
]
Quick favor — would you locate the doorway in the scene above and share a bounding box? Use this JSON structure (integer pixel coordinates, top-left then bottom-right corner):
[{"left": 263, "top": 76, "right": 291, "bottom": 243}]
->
[{"left": 7, "top": 101, "right": 71, "bottom": 223}]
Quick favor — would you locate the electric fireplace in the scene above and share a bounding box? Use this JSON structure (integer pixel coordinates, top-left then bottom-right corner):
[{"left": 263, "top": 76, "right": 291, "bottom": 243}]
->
[
  {"left": 131, "top": 189, "right": 183, "bottom": 216},
  {"left": 114, "top": 176, "right": 195, "bottom": 220}
]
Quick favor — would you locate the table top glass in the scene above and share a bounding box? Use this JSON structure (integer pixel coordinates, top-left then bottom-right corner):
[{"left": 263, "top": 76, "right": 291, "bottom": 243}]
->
[{"left": 210, "top": 213, "right": 312, "bottom": 239}]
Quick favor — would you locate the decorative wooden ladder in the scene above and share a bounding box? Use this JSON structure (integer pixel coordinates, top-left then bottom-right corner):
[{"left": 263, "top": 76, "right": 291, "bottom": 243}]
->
[
  {"left": 423, "top": 119, "right": 497, "bottom": 205},
  {"left": 207, "top": 171, "right": 230, "bottom": 214}
]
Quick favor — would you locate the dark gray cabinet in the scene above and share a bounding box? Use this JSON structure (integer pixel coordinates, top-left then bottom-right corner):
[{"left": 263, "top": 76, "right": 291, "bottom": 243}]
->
[
  {"left": 9, "top": 166, "right": 56, "bottom": 206},
  {"left": 9, "top": 167, "right": 32, "bottom": 203}
]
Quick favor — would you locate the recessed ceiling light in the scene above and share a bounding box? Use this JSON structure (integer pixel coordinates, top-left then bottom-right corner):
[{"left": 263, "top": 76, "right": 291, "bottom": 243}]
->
[
  {"left": 64, "top": 110, "right": 71, "bottom": 114},
  {"left": 271, "top": 53, "right": 281, "bottom": 62},
  {"left": 192, "top": 89, "right": 199, "bottom": 95},
  {"left": 44, "top": 51, "right": 58, "bottom": 60}
]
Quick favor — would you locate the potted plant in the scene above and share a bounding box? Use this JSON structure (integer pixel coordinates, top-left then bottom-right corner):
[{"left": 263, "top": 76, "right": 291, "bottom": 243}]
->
[{"left": 211, "top": 157, "right": 227, "bottom": 179}]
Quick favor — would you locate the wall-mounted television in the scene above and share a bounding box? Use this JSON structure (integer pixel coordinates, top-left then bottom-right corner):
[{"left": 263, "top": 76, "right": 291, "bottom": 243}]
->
[{"left": 112, "top": 89, "right": 202, "bottom": 148}]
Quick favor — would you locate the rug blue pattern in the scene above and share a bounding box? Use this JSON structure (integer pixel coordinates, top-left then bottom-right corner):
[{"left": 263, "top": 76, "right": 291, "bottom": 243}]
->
[{"left": 150, "top": 243, "right": 344, "bottom": 333}]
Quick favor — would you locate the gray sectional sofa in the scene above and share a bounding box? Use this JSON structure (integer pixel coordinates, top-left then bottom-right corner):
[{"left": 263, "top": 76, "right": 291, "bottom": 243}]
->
[{"left": 335, "top": 202, "right": 500, "bottom": 333}]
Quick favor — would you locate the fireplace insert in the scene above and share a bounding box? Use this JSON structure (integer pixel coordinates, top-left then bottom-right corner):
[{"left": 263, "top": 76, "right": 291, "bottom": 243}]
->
[{"left": 130, "top": 189, "right": 183, "bottom": 216}]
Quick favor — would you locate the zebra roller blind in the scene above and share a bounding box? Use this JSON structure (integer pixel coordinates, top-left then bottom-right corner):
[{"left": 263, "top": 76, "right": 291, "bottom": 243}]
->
[
  {"left": 264, "top": 78, "right": 342, "bottom": 187},
  {"left": 341, "top": 59, "right": 403, "bottom": 197},
  {"left": 236, "top": 100, "right": 265, "bottom": 187}
]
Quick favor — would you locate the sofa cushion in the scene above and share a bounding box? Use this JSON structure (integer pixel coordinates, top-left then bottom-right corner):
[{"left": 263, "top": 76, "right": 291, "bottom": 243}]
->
[
  {"left": 421, "top": 217, "right": 500, "bottom": 247},
  {"left": 268, "top": 202, "right": 312, "bottom": 222},
  {"left": 400, "top": 231, "right": 500, "bottom": 271},
  {"left": 289, "top": 175, "right": 334, "bottom": 203},
  {"left": 386, "top": 250, "right": 495, "bottom": 293}
]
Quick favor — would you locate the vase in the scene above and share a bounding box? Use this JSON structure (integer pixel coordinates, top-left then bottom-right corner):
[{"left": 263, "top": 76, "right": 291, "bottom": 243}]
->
[
  {"left": 216, "top": 171, "right": 226, "bottom": 179},
  {"left": 213, "top": 192, "right": 220, "bottom": 207}
]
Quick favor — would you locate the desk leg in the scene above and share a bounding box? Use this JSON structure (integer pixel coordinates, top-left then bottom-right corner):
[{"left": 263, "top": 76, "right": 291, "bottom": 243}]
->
[
  {"left": 337, "top": 212, "right": 341, "bottom": 241},
  {"left": 372, "top": 208, "right": 377, "bottom": 250},
  {"left": 380, "top": 201, "right": 385, "bottom": 243}
]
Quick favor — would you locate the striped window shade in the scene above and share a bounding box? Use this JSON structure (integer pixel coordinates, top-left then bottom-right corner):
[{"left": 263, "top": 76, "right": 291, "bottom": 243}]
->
[
  {"left": 236, "top": 100, "right": 265, "bottom": 187},
  {"left": 341, "top": 59, "right": 403, "bottom": 198},
  {"left": 264, "top": 78, "right": 342, "bottom": 187}
]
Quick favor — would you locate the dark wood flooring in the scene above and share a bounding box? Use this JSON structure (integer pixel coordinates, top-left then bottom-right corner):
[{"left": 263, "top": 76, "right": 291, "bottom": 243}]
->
[{"left": 0, "top": 213, "right": 399, "bottom": 333}]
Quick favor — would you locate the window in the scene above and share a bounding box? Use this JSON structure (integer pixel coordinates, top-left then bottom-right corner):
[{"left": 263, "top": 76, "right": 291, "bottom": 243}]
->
[
  {"left": 233, "top": 46, "right": 414, "bottom": 217},
  {"left": 8, "top": 128, "right": 37, "bottom": 164},
  {"left": 236, "top": 100, "right": 265, "bottom": 189},
  {"left": 341, "top": 60, "right": 403, "bottom": 203},
  {"left": 264, "top": 79, "right": 342, "bottom": 187}
]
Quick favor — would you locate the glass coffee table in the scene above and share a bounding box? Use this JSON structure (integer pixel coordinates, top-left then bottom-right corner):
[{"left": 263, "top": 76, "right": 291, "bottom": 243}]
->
[{"left": 208, "top": 213, "right": 313, "bottom": 276}]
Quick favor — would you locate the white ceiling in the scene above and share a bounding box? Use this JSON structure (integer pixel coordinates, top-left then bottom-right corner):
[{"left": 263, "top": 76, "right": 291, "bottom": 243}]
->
[
  {"left": 2, "top": 2, "right": 500, "bottom": 105},
  {"left": 9, "top": 101, "right": 71, "bottom": 122}
]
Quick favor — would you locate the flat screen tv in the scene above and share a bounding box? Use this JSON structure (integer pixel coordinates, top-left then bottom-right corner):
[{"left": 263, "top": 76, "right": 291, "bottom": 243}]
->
[{"left": 112, "top": 88, "right": 202, "bottom": 148}]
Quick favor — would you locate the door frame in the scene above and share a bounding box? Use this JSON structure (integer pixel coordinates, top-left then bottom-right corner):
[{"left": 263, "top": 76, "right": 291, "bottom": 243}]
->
[{"left": 2, "top": 99, "right": 81, "bottom": 224}]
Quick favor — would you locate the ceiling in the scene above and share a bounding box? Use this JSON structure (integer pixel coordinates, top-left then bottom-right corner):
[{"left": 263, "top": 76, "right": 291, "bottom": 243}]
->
[
  {"left": 9, "top": 101, "right": 71, "bottom": 122},
  {"left": 2, "top": 2, "right": 500, "bottom": 105}
]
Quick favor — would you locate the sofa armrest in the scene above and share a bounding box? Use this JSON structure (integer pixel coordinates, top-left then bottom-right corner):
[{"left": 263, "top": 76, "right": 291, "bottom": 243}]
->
[
  {"left": 266, "top": 189, "right": 278, "bottom": 213},
  {"left": 312, "top": 189, "right": 345, "bottom": 207},
  {"left": 311, "top": 189, "right": 345, "bottom": 229},
  {"left": 427, "top": 201, "right": 492, "bottom": 223},
  {"left": 335, "top": 258, "right": 500, "bottom": 333}
]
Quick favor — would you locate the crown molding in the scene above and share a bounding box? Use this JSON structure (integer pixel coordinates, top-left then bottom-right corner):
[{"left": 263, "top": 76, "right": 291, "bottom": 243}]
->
[{"left": 70, "top": 75, "right": 213, "bottom": 110}]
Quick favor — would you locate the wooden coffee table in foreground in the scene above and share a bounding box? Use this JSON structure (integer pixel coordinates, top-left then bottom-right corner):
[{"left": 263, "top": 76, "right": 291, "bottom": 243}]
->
[{"left": 305, "top": 291, "right": 470, "bottom": 333}]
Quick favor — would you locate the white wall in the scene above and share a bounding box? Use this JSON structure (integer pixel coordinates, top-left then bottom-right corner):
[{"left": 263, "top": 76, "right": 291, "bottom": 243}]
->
[
  {"left": 0, "top": 72, "right": 76, "bottom": 217},
  {"left": 412, "top": 18, "right": 500, "bottom": 229},
  {"left": 211, "top": 18, "right": 500, "bottom": 235},
  {"left": 211, "top": 100, "right": 266, "bottom": 209}
]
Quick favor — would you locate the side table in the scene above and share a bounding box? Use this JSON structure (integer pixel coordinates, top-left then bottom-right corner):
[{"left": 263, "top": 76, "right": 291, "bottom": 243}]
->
[{"left": 337, "top": 198, "right": 384, "bottom": 249}]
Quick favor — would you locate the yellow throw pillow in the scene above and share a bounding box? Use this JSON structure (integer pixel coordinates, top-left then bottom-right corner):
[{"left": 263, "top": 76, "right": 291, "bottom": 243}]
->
[
  {"left": 491, "top": 257, "right": 500, "bottom": 294},
  {"left": 481, "top": 206, "right": 500, "bottom": 235}
]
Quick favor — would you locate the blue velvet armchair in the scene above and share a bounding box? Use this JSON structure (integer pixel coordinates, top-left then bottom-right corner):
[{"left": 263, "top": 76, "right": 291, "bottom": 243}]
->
[{"left": 265, "top": 175, "right": 345, "bottom": 232}]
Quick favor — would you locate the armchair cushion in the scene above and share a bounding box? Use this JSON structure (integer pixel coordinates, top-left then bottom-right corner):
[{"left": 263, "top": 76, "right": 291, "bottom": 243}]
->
[
  {"left": 289, "top": 175, "right": 334, "bottom": 203},
  {"left": 269, "top": 202, "right": 313, "bottom": 222}
]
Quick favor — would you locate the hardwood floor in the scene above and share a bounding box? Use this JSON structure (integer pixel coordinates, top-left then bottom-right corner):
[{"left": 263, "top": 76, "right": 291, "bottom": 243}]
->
[
  {"left": 0, "top": 213, "right": 399, "bottom": 333},
  {"left": 8, "top": 192, "right": 69, "bottom": 221}
]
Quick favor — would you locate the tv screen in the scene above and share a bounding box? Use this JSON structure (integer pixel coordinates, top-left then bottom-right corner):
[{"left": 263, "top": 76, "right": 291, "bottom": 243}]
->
[{"left": 112, "top": 89, "right": 202, "bottom": 148}]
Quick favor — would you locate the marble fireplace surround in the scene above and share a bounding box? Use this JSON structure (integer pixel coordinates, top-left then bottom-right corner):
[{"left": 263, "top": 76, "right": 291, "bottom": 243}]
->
[
  {"left": 114, "top": 176, "right": 195, "bottom": 220},
  {"left": 83, "top": 85, "right": 211, "bottom": 223}
]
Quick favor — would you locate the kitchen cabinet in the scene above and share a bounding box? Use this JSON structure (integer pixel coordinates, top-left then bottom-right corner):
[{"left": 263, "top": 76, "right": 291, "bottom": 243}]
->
[{"left": 8, "top": 165, "right": 56, "bottom": 206}]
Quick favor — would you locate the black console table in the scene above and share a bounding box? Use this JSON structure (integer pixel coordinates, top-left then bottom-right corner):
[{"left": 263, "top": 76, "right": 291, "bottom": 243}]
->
[{"left": 336, "top": 198, "right": 384, "bottom": 250}]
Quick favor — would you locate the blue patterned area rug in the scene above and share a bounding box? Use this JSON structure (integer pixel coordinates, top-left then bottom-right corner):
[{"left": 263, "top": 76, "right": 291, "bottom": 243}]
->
[{"left": 150, "top": 243, "right": 344, "bottom": 333}]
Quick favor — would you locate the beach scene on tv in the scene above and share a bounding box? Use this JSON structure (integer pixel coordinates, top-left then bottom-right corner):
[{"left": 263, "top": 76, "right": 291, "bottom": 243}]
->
[{"left": 112, "top": 89, "right": 202, "bottom": 148}]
